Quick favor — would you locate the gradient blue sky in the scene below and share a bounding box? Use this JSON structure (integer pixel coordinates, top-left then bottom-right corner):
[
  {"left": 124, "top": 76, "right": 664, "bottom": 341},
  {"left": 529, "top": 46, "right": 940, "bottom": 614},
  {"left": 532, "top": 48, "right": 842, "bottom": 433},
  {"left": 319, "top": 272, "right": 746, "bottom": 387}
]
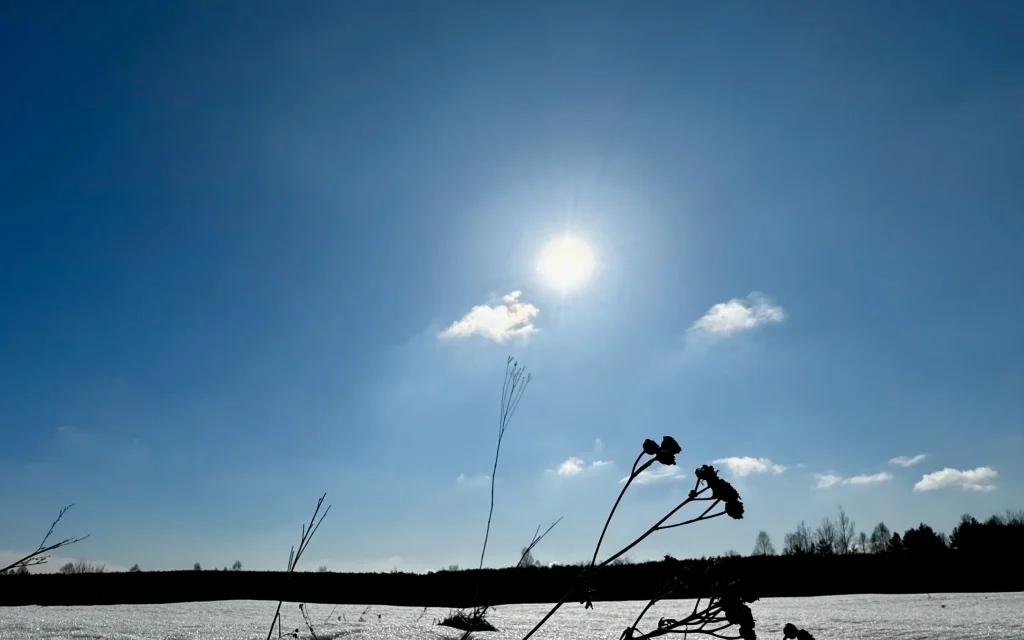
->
[{"left": 2, "top": 1, "right": 1022, "bottom": 573}]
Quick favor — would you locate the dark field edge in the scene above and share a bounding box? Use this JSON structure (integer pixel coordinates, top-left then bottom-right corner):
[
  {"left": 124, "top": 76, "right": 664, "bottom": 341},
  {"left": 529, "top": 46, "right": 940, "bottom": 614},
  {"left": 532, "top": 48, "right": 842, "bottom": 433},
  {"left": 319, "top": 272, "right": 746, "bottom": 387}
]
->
[{"left": 2, "top": 554, "right": 1022, "bottom": 608}]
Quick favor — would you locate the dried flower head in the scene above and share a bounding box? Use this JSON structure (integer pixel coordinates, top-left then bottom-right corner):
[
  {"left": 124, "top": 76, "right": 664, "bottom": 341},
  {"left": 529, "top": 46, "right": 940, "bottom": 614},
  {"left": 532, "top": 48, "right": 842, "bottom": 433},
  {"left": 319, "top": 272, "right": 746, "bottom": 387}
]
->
[
  {"left": 725, "top": 499, "right": 745, "bottom": 519},
  {"left": 783, "top": 623, "right": 816, "bottom": 640}
]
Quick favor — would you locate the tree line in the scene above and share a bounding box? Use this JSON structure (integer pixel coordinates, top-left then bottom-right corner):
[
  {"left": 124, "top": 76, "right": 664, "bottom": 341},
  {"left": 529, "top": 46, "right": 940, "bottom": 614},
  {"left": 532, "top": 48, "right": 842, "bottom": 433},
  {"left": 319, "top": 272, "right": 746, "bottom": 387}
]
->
[{"left": 748, "top": 507, "right": 1024, "bottom": 557}]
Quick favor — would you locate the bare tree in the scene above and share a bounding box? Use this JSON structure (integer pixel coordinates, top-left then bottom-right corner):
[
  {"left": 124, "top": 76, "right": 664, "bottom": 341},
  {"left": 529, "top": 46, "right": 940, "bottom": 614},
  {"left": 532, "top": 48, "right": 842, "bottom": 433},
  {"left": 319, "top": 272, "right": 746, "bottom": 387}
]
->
[
  {"left": 231, "top": 560, "right": 242, "bottom": 571},
  {"left": 857, "top": 531, "right": 868, "bottom": 553},
  {"left": 317, "top": 564, "right": 329, "bottom": 573},
  {"left": 58, "top": 560, "right": 104, "bottom": 574},
  {"left": 519, "top": 547, "right": 542, "bottom": 567},
  {"left": 870, "top": 522, "right": 891, "bottom": 553},
  {"left": 835, "top": 506, "right": 856, "bottom": 554},
  {"left": 752, "top": 530, "right": 776, "bottom": 556},
  {"left": 193, "top": 562, "right": 202, "bottom": 571},
  {"left": 783, "top": 521, "right": 814, "bottom": 555},
  {"left": 128, "top": 564, "right": 141, "bottom": 572},
  {"left": 814, "top": 517, "right": 837, "bottom": 555}
]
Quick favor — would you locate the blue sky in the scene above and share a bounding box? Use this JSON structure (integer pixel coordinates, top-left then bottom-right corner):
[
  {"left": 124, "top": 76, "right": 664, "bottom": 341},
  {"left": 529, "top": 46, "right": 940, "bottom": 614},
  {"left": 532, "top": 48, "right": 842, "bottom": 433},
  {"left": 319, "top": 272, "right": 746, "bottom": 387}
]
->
[{"left": 1, "top": 1, "right": 1022, "bottom": 573}]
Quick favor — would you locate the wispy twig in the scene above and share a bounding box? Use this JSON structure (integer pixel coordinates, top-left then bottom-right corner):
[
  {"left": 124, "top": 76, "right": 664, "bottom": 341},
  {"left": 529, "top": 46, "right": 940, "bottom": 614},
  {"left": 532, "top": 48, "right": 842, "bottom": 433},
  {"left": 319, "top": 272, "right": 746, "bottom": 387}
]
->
[{"left": 1, "top": 504, "right": 89, "bottom": 574}]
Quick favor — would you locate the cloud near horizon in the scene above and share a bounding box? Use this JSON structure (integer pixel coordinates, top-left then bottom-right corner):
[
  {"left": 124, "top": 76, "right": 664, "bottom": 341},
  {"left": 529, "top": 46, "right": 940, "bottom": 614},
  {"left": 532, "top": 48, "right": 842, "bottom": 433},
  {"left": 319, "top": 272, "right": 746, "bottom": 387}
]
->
[
  {"left": 815, "top": 471, "right": 893, "bottom": 489},
  {"left": 889, "top": 454, "right": 927, "bottom": 468},
  {"left": 714, "top": 456, "right": 787, "bottom": 477},
  {"left": 439, "top": 291, "right": 539, "bottom": 342},
  {"left": 689, "top": 292, "right": 785, "bottom": 337},
  {"left": 913, "top": 467, "right": 997, "bottom": 492}
]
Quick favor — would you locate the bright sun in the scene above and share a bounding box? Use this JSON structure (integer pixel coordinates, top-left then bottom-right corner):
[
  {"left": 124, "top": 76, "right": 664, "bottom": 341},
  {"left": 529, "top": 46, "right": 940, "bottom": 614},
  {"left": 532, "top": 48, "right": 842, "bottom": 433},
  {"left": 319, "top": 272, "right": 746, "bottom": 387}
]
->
[{"left": 537, "top": 236, "right": 596, "bottom": 291}]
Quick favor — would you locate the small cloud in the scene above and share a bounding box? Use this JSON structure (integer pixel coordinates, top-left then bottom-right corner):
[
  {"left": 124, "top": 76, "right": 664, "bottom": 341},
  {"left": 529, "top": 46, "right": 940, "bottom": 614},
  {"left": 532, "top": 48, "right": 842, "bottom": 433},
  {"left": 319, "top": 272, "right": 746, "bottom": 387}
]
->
[
  {"left": 623, "top": 466, "right": 686, "bottom": 485},
  {"left": 815, "top": 472, "right": 892, "bottom": 489},
  {"left": 593, "top": 438, "right": 604, "bottom": 453},
  {"left": 439, "top": 291, "right": 539, "bottom": 343},
  {"left": 689, "top": 292, "right": 785, "bottom": 337},
  {"left": 913, "top": 467, "right": 997, "bottom": 492},
  {"left": 714, "top": 456, "right": 787, "bottom": 477},
  {"left": 456, "top": 473, "right": 491, "bottom": 487},
  {"left": 551, "top": 457, "right": 612, "bottom": 477},
  {"left": 845, "top": 472, "right": 893, "bottom": 486},
  {"left": 814, "top": 474, "right": 843, "bottom": 489},
  {"left": 557, "top": 457, "right": 585, "bottom": 476},
  {"left": 55, "top": 425, "right": 91, "bottom": 445},
  {"left": 889, "top": 454, "right": 927, "bottom": 468}
]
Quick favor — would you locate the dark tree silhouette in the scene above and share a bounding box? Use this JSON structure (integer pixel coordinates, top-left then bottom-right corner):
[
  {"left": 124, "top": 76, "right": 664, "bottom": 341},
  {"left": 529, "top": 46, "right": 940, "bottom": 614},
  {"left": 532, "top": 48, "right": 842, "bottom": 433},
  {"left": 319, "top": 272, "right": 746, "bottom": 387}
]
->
[
  {"left": 889, "top": 532, "right": 904, "bottom": 553},
  {"left": 835, "top": 507, "right": 855, "bottom": 554},
  {"left": 902, "top": 523, "right": 948, "bottom": 554},
  {"left": 870, "top": 522, "right": 891, "bottom": 553},
  {"left": 752, "top": 531, "right": 776, "bottom": 556},
  {"left": 814, "top": 518, "right": 837, "bottom": 555},
  {"left": 783, "top": 521, "right": 814, "bottom": 555}
]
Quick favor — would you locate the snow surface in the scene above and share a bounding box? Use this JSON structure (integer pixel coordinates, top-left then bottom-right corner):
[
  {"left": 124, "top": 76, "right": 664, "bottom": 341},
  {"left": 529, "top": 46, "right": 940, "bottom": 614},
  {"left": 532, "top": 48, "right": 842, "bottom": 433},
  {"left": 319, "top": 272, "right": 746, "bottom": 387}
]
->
[{"left": 1, "top": 592, "right": 1022, "bottom": 639}]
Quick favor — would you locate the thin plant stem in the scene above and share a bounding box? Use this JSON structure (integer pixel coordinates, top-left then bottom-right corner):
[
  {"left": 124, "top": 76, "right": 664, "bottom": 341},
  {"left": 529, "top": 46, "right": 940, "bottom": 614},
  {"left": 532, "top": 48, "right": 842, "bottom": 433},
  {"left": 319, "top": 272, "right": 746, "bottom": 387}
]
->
[
  {"left": 522, "top": 476, "right": 722, "bottom": 640},
  {"left": 591, "top": 452, "right": 650, "bottom": 566},
  {"left": 471, "top": 357, "right": 531, "bottom": 612},
  {"left": 265, "top": 494, "right": 330, "bottom": 640}
]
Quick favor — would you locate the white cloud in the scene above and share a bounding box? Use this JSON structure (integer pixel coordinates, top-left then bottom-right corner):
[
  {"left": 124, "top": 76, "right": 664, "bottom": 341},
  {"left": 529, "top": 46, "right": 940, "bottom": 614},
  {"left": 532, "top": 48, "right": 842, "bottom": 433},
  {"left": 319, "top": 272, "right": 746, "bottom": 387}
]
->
[
  {"left": 913, "top": 467, "right": 997, "bottom": 492},
  {"left": 439, "top": 291, "right": 539, "bottom": 342},
  {"left": 889, "top": 454, "right": 927, "bottom": 468},
  {"left": 815, "top": 472, "right": 892, "bottom": 489},
  {"left": 814, "top": 474, "right": 843, "bottom": 489},
  {"left": 845, "top": 472, "right": 894, "bottom": 486},
  {"left": 552, "top": 457, "right": 612, "bottom": 477},
  {"left": 557, "top": 457, "right": 585, "bottom": 476},
  {"left": 456, "top": 473, "right": 491, "bottom": 487},
  {"left": 714, "top": 456, "right": 787, "bottom": 477},
  {"left": 622, "top": 466, "right": 686, "bottom": 485},
  {"left": 689, "top": 292, "right": 785, "bottom": 336}
]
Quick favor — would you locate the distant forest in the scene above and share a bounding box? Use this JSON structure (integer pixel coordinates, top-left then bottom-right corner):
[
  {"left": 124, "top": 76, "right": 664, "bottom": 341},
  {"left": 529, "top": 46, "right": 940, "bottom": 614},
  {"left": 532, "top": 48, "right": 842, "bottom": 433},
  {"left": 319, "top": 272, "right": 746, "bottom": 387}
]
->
[{"left": 2, "top": 508, "right": 1022, "bottom": 607}]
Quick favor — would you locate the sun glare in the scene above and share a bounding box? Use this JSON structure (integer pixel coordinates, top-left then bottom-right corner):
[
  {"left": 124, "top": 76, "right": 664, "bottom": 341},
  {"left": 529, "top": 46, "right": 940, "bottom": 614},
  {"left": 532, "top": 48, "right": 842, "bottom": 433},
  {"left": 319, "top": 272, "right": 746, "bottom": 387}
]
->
[{"left": 537, "top": 236, "right": 596, "bottom": 291}]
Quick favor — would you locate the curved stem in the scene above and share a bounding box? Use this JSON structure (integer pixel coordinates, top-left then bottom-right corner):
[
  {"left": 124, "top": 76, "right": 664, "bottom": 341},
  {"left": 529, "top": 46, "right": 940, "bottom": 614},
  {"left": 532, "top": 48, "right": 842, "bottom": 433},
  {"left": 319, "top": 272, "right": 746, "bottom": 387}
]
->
[
  {"left": 599, "top": 486, "right": 710, "bottom": 568},
  {"left": 657, "top": 503, "right": 724, "bottom": 531},
  {"left": 592, "top": 452, "right": 650, "bottom": 565}
]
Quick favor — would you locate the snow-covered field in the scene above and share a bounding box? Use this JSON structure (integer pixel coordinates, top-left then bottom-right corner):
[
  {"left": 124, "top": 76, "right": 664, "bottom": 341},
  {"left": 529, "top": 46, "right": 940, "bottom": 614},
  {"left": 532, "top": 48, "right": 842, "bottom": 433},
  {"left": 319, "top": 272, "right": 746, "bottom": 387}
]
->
[{"left": 1, "top": 592, "right": 1022, "bottom": 640}]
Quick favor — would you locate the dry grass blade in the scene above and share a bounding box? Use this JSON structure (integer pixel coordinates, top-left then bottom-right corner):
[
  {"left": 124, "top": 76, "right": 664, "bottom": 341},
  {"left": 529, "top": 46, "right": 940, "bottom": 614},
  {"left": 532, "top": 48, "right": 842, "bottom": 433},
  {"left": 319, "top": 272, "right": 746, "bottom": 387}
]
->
[
  {"left": 516, "top": 517, "right": 563, "bottom": 568},
  {"left": 440, "top": 357, "right": 533, "bottom": 636},
  {"left": 265, "top": 493, "right": 331, "bottom": 640}
]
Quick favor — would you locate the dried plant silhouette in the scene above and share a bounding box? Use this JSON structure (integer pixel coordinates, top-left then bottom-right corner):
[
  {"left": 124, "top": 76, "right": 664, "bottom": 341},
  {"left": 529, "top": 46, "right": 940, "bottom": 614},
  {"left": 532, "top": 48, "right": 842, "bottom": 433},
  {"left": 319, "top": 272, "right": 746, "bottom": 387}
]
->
[
  {"left": 264, "top": 493, "right": 330, "bottom": 640},
  {"left": 514, "top": 443, "right": 813, "bottom": 640},
  {"left": 517, "top": 517, "right": 563, "bottom": 568},
  {"left": 439, "top": 356, "right": 532, "bottom": 635},
  {"left": 0, "top": 504, "right": 89, "bottom": 575}
]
